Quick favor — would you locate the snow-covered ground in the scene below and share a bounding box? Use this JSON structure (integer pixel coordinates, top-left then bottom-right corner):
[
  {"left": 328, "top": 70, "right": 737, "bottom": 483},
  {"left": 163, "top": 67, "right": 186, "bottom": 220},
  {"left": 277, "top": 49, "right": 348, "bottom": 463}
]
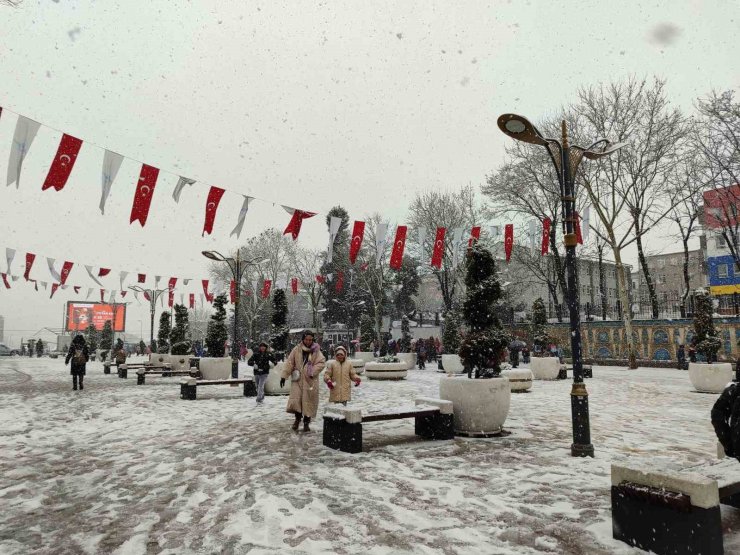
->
[{"left": 1, "top": 357, "right": 738, "bottom": 554}]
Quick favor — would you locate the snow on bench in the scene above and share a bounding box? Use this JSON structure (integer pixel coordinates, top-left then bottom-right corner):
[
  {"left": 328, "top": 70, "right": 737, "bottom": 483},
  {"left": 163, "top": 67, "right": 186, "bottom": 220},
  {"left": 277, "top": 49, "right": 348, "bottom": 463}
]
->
[
  {"left": 117, "top": 363, "right": 172, "bottom": 379},
  {"left": 135, "top": 367, "right": 194, "bottom": 385},
  {"left": 557, "top": 364, "right": 593, "bottom": 380},
  {"left": 179, "top": 376, "right": 256, "bottom": 400},
  {"left": 611, "top": 458, "right": 740, "bottom": 554},
  {"left": 322, "top": 397, "right": 454, "bottom": 453}
]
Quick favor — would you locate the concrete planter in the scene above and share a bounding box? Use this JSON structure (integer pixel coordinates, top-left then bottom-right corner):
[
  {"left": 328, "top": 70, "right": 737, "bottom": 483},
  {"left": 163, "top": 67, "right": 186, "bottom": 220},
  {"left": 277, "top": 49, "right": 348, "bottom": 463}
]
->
[
  {"left": 348, "top": 358, "right": 365, "bottom": 375},
  {"left": 355, "top": 351, "right": 375, "bottom": 363},
  {"left": 199, "top": 357, "right": 232, "bottom": 380},
  {"left": 501, "top": 368, "right": 533, "bottom": 392},
  {"left": 530, "top": 357, "right": 560, "bottom": 380},
  {"left": 398, "top": 352, "right": 417, "bottom": 370},
  {"left": 688, "top": 362, "right": 733, "bottom": 394},
  {"left": 264, "top": 362, "right": 291, "bottom": 395},
  {"left": 441, "top": 354, "right": 465, "bottom": 375},
  {"left": 439, "top": 376, "right": 511, "bottom": 437},
  {"left": 365, "top": 361, "right": 408, "bottom": 380}
]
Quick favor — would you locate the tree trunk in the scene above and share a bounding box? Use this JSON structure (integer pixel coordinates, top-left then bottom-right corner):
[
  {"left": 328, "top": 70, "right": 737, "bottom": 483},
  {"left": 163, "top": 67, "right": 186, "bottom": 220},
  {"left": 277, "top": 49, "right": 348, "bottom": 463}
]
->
[
  {"left": 613, "top": 247, "right": 638, "bottom": 369},
  {"left": 597, "top": 245, "right": 608, "bottom": 320},
  {"left": 681, "top": 235, "right": 691, "bottom": 316},
  {"left": 633, "top": 213, "right": 659, "bottom": 319},
  {"left": 549, "top": 226, "right": 568, "bottom": 311},
  {"left": 547, "top": 280, "right": 560, "bottom": 321}
]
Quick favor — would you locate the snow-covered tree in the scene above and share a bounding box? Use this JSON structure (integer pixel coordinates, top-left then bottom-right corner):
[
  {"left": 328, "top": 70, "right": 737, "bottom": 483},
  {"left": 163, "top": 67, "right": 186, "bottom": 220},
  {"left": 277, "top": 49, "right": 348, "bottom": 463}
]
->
[
  {"left": 84, "top": 325, "right": 99, "bottom": 352},
  {"left": 27, "top": 339, "right": 35, "bottom": 357},
  {"left": 693, "top": 289, "right": 722, "bottom": 363},
  {"left": 270, "top": 289, "right": 289, "bottom": 360},
  {"left": 100, "top": 321, "right": 114, "bottom": 352},
  {"left": 205, "top": 294, "right": 228, "bottom": 357},
  {"left": 400, "top": 315, "right": 413, "bottom": 353},
  {"left": 530, "top": 298, "right": 550, "bottom": 351},
  {"left": 169, "top": 304, "right": 192, "bottom": 355},
  {"left": 157, "top": 313, "right": 171, "bottom": 353},
  {"left": 35, "top": 339, "right": 44, "bottom": 357},
  {"left": 441, "top": 309, "right": 462, "bottom": 354}
]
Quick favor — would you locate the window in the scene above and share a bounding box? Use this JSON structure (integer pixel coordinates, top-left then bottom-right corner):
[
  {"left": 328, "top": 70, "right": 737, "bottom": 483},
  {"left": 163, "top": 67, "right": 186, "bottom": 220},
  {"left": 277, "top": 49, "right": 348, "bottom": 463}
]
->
[
  {"left": 718, "top": 264, "right": 729, "bottom": 279},
  {"left": 716, "top": 235, "right": 727, "bottom": 249},
  {"left": 658, "top": 259, "right": 666, "bottom": 268}
]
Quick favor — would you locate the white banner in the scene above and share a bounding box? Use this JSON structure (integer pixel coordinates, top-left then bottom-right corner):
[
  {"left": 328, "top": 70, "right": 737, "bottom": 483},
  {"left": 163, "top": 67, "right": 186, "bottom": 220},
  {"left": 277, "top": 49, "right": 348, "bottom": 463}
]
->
[
  {"left": 99, "top": 150, "right": 124, "bottom": 214},
  {"left": 7, "top": 116, "right": 41, "bottom": 187},
  {"left": 375, "top": 223, "right": 388, "bottom": 264}
]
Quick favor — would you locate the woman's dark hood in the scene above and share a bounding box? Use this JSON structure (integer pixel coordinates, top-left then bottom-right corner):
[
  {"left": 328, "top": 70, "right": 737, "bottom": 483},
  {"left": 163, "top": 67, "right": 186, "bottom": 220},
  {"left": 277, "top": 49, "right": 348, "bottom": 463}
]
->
[{"left": 72, "top": 335, "right": 86, "bottom": 346}]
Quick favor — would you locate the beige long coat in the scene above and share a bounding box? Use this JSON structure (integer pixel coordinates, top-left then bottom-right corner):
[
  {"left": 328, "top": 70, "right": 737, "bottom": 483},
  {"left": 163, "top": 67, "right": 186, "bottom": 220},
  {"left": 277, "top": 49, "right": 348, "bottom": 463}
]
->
[
  {"left": 324, "top": 359, "right": 360, "bottom": 403},
  {"left": 282, "top": 343, "right": 326, "bottom": 418}
]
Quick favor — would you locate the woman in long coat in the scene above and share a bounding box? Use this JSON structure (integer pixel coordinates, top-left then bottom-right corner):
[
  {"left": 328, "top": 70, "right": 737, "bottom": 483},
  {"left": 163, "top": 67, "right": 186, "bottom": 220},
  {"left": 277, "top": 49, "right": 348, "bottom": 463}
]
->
[
  {"left": 324, "top": 345, "right": 361, "bottom": 405},
  {"left": 64, "top": 334, "right": 90, "bottom": 391},
  {"left": 281, "top": 331, "right": 326, "bottom": 432}
]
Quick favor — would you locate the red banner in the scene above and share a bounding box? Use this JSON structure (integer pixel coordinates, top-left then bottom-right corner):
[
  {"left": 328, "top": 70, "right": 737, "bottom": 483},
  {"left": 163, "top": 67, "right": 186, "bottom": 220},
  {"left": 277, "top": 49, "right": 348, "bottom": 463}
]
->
[
  {"left": 130, "top": 164, "right": 159, "bottom": 227},
  {"left": 98, "top": 268, "right": 111, "bottom": 277},
  {"left": 202, "top": 186, "right": 226, "bottom": 236},
  {"left": 283, "top": 208, "right": 316, "bottom": 240},
  {"left": 349, "top": 220, "right": 365, "bottom": 264},
  {"left": 316, "top": 275, "right": 326, "bottom": 284},
  {"left": 504, "top": 224, "right": 514, "bottom": 263},
  {"left": 389, "top": 226, "right": 407, "bottom": 270},
  {"left": 291, "top": 277, "right": 298, "bottom": 295},
  {"left": 1, "top": 273, "right": 9, "bottom": 289},
  {"left": 100, "top": 289, "right": 105, "bottom": 303},
  {"left": 143, "top": 291, "right": 151, "bottom": 301},
  {"left": 60, "top": 261, "right": 74, "bottom": 285},
  {"left": 74, "top": 286, "right": 81, "bottom": 295},
  {"left": 120, "top": 290, "right": 126, "bottom": 298},
  {"left": 229, "top": 280, "right": 236, "bottom": 303},
  {"left": 431, "top": 227, "right": 446, "bottom": 268},
  {"left": 41, "top": 134, "right": 83, "bottom": 192},
  {"left": 261, "top": 279, "right": 272, "bottom": 299},
  {"left": 24, "top": 253, "right": 35, "bottom": 281},
  {"left": 574, "top": 212, "right": 583, "bottom": 245},
  {"left": 202, "top": 279, "right": 214, "bottom": 303},
  {"left": 335, "top": 271, "right": 344, "bottom": 293},
  {"left": 541, "top": 218, "right": 551, "bottom": 255},
  {"left": 360, "top": 262, "right": 369, "bottom": 271},
  {"left": 50, "top": 283, "right": 60, "bottom": 298},
  {"left": 468, "top": 226, "right": 481, "bottom": 249},
  {"left": 168, "top": 277, "right": 177, "bottom": 307},
  {"left": 189, "top": 293, "right": 195, "bottom": 308},
  {"left": 138, "top": 273, "right": 146, "bottom": 283}
]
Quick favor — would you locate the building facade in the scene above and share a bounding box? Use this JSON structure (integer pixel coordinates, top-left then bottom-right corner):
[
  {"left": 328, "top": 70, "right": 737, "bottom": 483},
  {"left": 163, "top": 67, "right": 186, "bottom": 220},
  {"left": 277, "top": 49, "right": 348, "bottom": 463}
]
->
[{"left": 703, "top": 184, "right": 740, "bottom": 314}]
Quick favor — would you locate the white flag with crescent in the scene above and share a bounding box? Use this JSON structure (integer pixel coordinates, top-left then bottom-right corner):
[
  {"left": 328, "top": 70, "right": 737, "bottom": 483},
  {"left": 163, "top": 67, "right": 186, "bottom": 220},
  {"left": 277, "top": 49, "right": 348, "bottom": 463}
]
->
[
  {"left": 417, "top": 228, "right": 427, "bottom": 260},
  {"left": 230, "top": 196, "right": 253, "bottom": 238},
  {"left": 451, "top": 227, "right": 464, "bottom": 268},
  {"left": 5, "top": 248, "right": 15, "bottom": 274},
  {"left": 172, "top": 176, "right": 196, "bottom": 203},
  {"left": 99, "top": 150, "right": 124, "bottom": 214},
  {"left": 375, "top": 223, "right": 388, "bottom": 265},
  {"left": 7, "top": 116, "right": 41, "bottom": 187}
]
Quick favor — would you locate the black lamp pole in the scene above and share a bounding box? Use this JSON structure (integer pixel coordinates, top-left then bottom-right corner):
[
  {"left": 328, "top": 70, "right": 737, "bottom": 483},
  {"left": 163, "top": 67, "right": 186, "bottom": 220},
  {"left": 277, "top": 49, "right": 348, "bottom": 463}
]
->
[
  {"left": 497, "top": 114, "right": 624, "bottom": 457},
  {"left": 128, "top": 286, "right": 167, "bottom": 347}
]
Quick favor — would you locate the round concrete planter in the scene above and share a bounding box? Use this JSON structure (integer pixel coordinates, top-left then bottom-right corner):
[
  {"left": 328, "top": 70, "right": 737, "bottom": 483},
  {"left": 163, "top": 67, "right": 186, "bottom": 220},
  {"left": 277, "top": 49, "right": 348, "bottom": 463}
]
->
[
  {"left": 264, "top": 362, "right": 291, "bottom": 395},
  {"left": 501, "top": 368, "right": 533, "bottom": 392},
  {"left": 441, "top": 354, "right": 465, "bottom": 374},
  {"left": 355, "top": 351, "right": 375, "bottom": 363},
  {"left": 439, "top": 376, "right": 511, "bottom": 436},
  {"left": 398, "top": 352, "right": 416, "bottom": 370},
  {"left": 348, "top": 358, "right": 365, "bottom": 375},
  {"left": 688, "top": 362, "right": 733, "bottom": 393},
  {"left": 199, "top": 357, "right": 232, "bottom": 380},
  {"left": 365, "top": 361, "right": 408, "bottom": 380},
  {"left": 530, "top": 357, "right": 560, "bottom": 380}
]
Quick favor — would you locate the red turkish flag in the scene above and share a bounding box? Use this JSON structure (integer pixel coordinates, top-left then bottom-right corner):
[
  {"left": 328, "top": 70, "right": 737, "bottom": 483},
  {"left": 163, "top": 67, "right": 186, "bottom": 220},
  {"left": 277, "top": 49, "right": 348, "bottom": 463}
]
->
[
  {"left": 168, "top": 277, "right": 177, "bottom": 307},
  {"left": 50, "top": 283, "right": 60, "bottom": 298},
  {"left": 24, "top": 253, "right": 36, "bottom": 281},
  {"left": 504, "top": 224, "right": 514, "bottom": 263},
  {"left": 41, "top": 134, "right": 83, "bottom": 192},
  {"left": 291, "top": 277, "right": 298, "bottom": 295},
  {"left": 60, "top": 261, "right": 73, "bottom": 285},
  {"left": 468, "top": 226, "right": 481, "bottom": 249},
  {"left": 1, "top": 273, "right": 10, "bottom": 289},
  {"left": 315, "top": 275, "right": 326, "bottom": 284},
  {"left": 283, "top": 206, "right": 316, "bottom": 240},
  {"left": 100, "top": 289, "right": 105, "bottom": 303},
  {"left": 574, "top": 212, "right": 583, "bottom": 245},
  {"left": 335, "top": 271, "right": 344, "bottom": 293},
  {"left": 389, "top": 226, "right": 407, "bottom": 270},
  {"left": 541, "top": 218, "right": 552, "bottom": 255},
  {"left": 130, "top": 164, "right": 160, "bottom": 227},
  {"left": 138, "top": 273, "right": 146, "bottom": 283},
  {"left": 189, "top": 293, "right": 195, "bottom": 308},
  {"left": 98, "top": 268, "right": 111, "bottom": 277},
  {"left": 349, "top": 221, "right": 365, "bottom": 264},
  {"left": 230, "top": 280, "right": 236, "bottom": 303},
  {"left": 431, "top": 227, "right": 446, "bottom": 268},
  {"left": 202, "top": 279, "right": 214, "bottom": 303},
  {"left": 261, "top": 279, "right": 272, "bottom": 299},
  {"left": 202, "top": 186, "right": 226, "bottom": 236}
]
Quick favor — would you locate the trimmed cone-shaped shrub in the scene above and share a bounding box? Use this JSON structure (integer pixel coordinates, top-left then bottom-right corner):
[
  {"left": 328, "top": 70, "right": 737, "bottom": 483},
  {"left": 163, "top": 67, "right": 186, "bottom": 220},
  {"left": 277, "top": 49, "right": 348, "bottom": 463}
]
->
[{"left": 693, "top": 288, "right": 721, "bottom": 362}]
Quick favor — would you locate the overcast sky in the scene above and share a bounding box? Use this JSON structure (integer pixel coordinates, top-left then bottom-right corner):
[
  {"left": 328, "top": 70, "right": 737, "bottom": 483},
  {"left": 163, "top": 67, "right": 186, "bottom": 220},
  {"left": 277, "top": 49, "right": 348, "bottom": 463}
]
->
[{"left": 0, "top": 0, "right": 737, "bottom": 347}]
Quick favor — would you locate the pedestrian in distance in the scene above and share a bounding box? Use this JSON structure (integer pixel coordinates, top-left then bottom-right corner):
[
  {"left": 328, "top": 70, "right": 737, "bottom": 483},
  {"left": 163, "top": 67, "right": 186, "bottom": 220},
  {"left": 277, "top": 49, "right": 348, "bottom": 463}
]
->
[
  {"left": 280, "top": 330, "right": 326, "bottom": 432},
  {"left": 65, "top": 334, "right": 89, "bottom": 391},
  {"left": 688, "top": 343, "right": 697, "bottom": 363},
  {"left": 248, "top": 341, "right": 275, "bottom": 404},
  {"left": 677, "top": 344, "right": 686, "bottom": 370},
  {"left": 324, "top": 345, "right": 361, "bottom": 405},
  {"left": 416, "top": 340, "right": 427, "bottom": 369},
  {"left": 114, "top": 344, "right": 127, "bottom": 366}
]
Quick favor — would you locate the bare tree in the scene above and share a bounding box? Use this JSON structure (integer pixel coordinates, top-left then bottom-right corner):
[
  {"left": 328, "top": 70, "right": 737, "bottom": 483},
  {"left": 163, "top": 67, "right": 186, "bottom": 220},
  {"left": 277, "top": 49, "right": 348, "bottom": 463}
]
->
[
  {"left": 0, "top": 1, "right": 24, "bottom": 7},
  {"left": 290, "top": 246, "right": 327, "bottom": 331}
]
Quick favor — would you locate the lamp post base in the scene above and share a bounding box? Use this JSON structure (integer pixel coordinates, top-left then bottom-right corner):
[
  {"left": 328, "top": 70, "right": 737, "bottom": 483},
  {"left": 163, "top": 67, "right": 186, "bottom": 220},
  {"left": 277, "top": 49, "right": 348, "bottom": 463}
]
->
[
  {"left": 571, "top": 442, "right": 595, "bottom": 457},
  {"left": 231, "top": 358, "right": 239, "bottom": 386},
  {"left": 570, "top": 382, "right": 594, "bottom": 458}
]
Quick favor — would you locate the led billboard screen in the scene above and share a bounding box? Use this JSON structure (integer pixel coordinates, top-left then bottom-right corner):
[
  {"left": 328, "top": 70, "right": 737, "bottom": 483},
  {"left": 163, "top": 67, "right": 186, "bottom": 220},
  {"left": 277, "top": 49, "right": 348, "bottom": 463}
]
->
[{"left": 65, "top": 302, "right": 126, "bottom": 332}]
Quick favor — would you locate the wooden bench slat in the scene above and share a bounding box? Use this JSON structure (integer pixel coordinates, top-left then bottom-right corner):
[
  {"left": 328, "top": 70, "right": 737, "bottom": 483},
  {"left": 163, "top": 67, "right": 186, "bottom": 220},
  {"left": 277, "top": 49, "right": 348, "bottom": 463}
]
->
[
  {"left": 363, "top": 408, "right": 439, "bottom": 422},
  {"left": 194, "top": 379, "right": 253, "bottom": 386}
]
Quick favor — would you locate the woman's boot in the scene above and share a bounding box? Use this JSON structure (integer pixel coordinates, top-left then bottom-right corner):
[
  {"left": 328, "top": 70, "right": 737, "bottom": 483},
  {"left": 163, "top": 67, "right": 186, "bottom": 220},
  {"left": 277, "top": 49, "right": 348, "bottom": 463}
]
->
[
  {"left": 303, "top": 417, "right": 311, "bottom": 432},
  {"left": 291, "top": 413, "right": 301, "bottom": 431}
]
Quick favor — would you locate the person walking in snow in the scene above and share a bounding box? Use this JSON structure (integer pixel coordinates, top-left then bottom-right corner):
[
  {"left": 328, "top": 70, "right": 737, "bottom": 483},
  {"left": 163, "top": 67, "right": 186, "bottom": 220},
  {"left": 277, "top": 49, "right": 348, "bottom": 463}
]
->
[
  {"left": 324, "top": 345, "right": 361, "bottom": 405},
  {"left": 416, "top": 340, "right": 427, "bottom": 369},
  {"left": 64, "top": 334, "right": 89, "bottom": 391},
  {"left": 712, "top": 382, "right": 740, "bottom": 461},
  {"left": 280, "top": 330, "right": 326, "bottom": 432},
  {"left": 248, "top": 342, "right": 275, "bottom": 404}
]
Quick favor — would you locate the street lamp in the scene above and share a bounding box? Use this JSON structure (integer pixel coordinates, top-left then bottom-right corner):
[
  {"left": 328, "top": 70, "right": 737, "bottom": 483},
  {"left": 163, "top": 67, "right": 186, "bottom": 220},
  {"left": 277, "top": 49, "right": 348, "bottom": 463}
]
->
[
  {"left": 498, "top": 113, "right": 624, "bottom": 458},
  {"left": 202, "top": 250, "right": 268, "bottom": 379},
  {"left": 128, "top": 286, "right": 167, "bottom": 348}
]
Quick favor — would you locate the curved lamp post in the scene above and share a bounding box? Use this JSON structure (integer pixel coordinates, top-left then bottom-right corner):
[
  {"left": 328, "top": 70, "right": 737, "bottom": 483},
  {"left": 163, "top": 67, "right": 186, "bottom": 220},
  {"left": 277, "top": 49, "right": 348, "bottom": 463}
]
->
[
  {"left": 497, "top": 113, "right": 625, "bottom": 458},
  {"left": 202, "top": 250, "right": 268, "bottom": 379},
  {"left": 128, "top": 286, "right": 167, "bottom": 348}
]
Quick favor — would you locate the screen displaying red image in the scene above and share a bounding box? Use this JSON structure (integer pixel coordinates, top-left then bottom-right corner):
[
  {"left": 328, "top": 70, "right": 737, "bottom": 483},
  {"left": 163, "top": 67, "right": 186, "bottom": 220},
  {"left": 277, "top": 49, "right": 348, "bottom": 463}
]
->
[{"left": 66, "top": 302, "right": 126, "bottom": 332}]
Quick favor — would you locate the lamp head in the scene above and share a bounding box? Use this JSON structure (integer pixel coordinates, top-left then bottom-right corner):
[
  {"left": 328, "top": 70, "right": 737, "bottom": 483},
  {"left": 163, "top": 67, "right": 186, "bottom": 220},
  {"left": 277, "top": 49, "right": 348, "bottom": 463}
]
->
[
  {"left": 497, "top": 114, "right": 548, "bottom": 146},
  {"left": 202, "top": 251, "right": 226, "bottom": 262}
]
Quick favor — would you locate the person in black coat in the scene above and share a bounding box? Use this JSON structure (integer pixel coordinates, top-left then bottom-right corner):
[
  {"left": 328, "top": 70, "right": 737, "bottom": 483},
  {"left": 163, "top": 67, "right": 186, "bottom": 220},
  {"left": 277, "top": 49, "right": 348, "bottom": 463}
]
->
[
  {"left": 65, "top": 334, "right": 90, "bottom": 391},
  {"left": 247, "top": 342, "right": 276, "bottom": 403},
  {"left": 677, "top": 344, "right": 686, "bottom": 370},
  {"left": 711, "top": 382, "right": 740, "bottom": 461}
]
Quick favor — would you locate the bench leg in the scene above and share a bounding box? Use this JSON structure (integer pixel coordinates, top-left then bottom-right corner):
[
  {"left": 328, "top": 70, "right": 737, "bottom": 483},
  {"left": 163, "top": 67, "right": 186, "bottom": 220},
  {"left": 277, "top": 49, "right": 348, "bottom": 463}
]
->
[
  {"left": 119, "top": 368, "right": 127, "bottom": 379},
  {"left": 243, "top": 380, "right": 257, "bottom": 397},
  {"left": 585, "top": 367, "right": 593, "bottom": 378},
  {"left": 557, "top": 368, "right": 567, "bottom": 380},
  {"left": 137, "top": 374, "right": 145, "bottom": 385},
  {"left": 722, "top": 491, "right": 740, "bottom": 509},
  {"left": 162, "top": 370, "right": 171, "bottom": 378},
  {"left": 103, "top": 365, "right": 111, "bottom": 375},
  {"left": 415, "top": 413, "right": 454, "bottom": 440},
  {"left": 180, "top": 383, "right": 196, "bottom": 400},
  {"left": 611, "top": 486, "right": 723, "bottom": 555},
  {"left": 323, "top": 418, "right": 362, "bottom": 453}
]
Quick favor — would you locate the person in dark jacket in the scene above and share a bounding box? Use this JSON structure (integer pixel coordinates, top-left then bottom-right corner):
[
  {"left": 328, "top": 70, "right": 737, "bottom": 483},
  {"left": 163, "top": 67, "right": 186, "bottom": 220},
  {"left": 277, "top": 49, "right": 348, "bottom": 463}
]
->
[
  {"left": 711, "top": 382, "right": 740, "bottom": 461},
  {"left": 677, "top": 344, "right": 686, "bottom": 370},
  {"left": 247, "top": 342, "right": 276, "bottom": 403},
  {"left": 65, "top": 335, "right": 90, "bottom": 391}
]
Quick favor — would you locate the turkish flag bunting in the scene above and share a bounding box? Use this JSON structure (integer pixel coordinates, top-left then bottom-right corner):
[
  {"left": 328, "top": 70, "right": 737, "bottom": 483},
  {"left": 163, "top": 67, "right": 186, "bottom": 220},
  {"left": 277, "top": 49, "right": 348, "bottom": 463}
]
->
[
  {"left": 202, "top": 279, "right": 214, "bottom": 303},
  {"left": 138, "top": 273, "right": 146, "bottom": 283},
  {"left": 98, "top": 268, "right": 111, "bottom": 277},
  {"left": 291, "top": 277, "right": 298, "bottom": 295},
  {"left": 189, "top": 293, "right": 195, "bottom": 308},
  {"left": 168, "top": 277, "right": 177, "bottom": 307},
  {"left": 468, "top": 226, "right": 481, "bottom": 249},
  {"left": 360, "top": 262, "right": 369, "bottom": 271},
  {"left": 202, "top": 186, "right": 226, "bottom": 236},
  {"left": 1, "top": 273, "right": 10, "bottom": 288},
  {"left": 574, "top": 212, "right": 583, "bottom": 245},
  {"left": 41, "top": 134, "right": 83, "bottom": 191},
  {"left": 230, "top": 280, "right": 236, "bottom": 303},
  {"left": 349, "top": 221, "right": 365, "bottom": 264},
  {"left": 261, "top": 279, "right": 272, "bottom": 299},
  {"left": 130, "top": 164, "right": 160, "bottom": 227},
  {"left": 431, "top": 227, "right": 446, "bottom": 268},
  {"left": 541, "top": 218, "right": 552, "bottom": 255},
  {"left": 316, "top": 275, "right": 326, "bottom": 284},
  {"left": 389, "top": 226, "right": 407, "bottom": 270},
  {"left": 335, "top": 271, "right": 344, "bottom": 293},
  {"left": 120, "top": 290, "right": 127, "bottom": 298},
  {"left": 143, "top": 291, "right": 151, "bottom": 301},
  {"left": 283, "top": 206, "right": 316, "bottom": 240},
  {"left": 504, "top": 224, "right": 514, "bottom": 263},
  {"left": 24, "top": 253, "right": 36, "bottom": 281},
  {"left": 60, "top": 261, "right": 73, "bottom": 285},
  {"left": 50, "top": 283, "right": 59, "bottom": 298},
  {"left": 100, "top": 289, "right": 105, "bottom": 303}
]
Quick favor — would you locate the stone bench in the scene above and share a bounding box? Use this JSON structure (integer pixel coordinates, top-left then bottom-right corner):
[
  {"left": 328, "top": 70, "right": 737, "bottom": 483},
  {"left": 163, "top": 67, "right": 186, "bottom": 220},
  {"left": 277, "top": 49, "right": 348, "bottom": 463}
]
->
[
  {"left": 611, "top": 458, "right": 740, "bottom": 554},
  {"left": 180, "top": 377, "right": 256, "bottom": 400},
  {"left": 118, "top": 363, "right": 172, "bottom": 379},
  {"left": 136, "top": 367, "right": 193, "bottom": 385},
  {"left": 557, "top": 364, "right": 593, "bottom": 380},
  {"left": 322, "top": 398, "right": 454, "bottom": 453}
]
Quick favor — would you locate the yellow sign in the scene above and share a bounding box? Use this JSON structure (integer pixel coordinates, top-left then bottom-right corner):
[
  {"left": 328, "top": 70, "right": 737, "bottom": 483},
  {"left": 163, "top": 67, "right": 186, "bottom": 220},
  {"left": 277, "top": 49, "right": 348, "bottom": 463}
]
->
[{"left": 710, "top": 284, "right": 740, "bottom": 295}]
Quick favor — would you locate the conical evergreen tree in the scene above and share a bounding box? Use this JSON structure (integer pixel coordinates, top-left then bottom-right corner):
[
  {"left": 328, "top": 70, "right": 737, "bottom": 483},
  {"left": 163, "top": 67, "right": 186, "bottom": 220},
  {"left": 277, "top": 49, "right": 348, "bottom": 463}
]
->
[
  {"left": 35, "top": 339, "right": 44, "bottom": 357},
  {"left": 84, "top": 324, "right": 99, "bottom": 352},
  {"left": 157, "top": 312, "right": 171, "bottom": 353},
  {"left": 530, "top": 297, "right": 550, "bottom": 351},
  {"left": 205, "top": 294, "right": 228, "bottom": 357},
  {"left": 270, "top": 289, "right": 289, "bottom": 360},
  {"left": 441, "top": 310, "right": 462, "bottom": 354},
  {"left": 170, "top": 304, "right": 192, "bottom": 355},
  {"left": 400, "top": 315, "right": 413, "bottom": 352},
  {"left": 693, "top": 288, "right": 721, "bottom": 362},
  {"left": 100, "top": 320, "right": 114, "bottom": 351}
]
